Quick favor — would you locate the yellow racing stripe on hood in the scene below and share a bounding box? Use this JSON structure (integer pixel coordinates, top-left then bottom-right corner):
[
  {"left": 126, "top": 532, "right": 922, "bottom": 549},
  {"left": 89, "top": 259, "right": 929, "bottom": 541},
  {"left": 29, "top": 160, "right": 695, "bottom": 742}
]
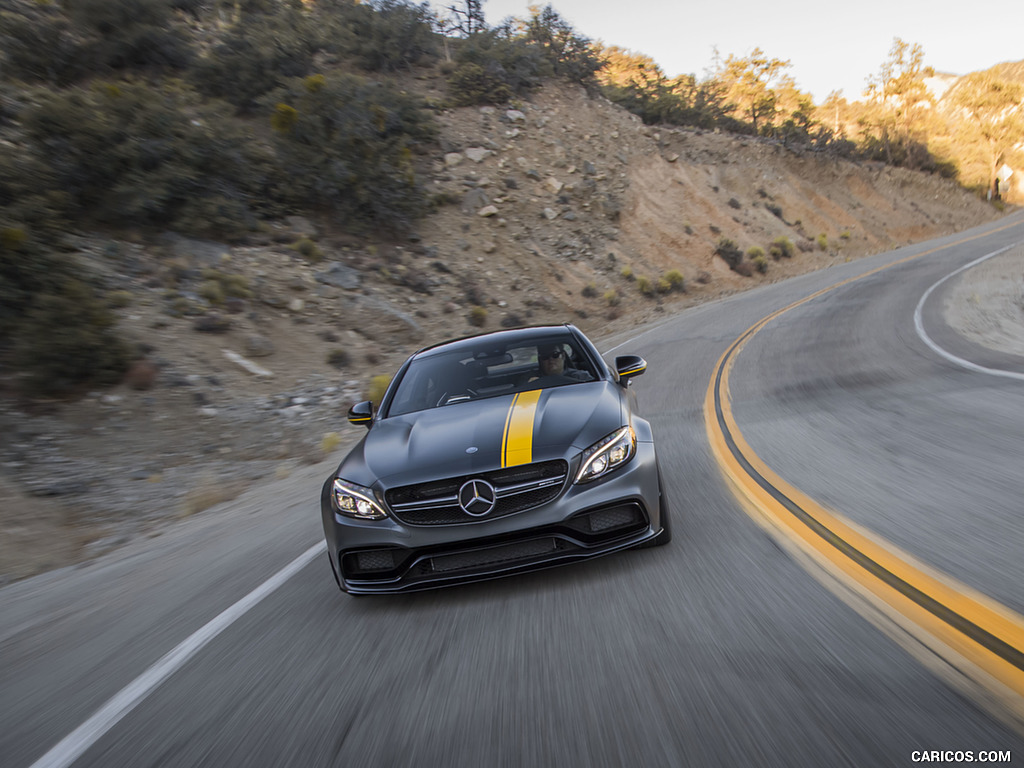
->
[{"left": 502, "top": 389, "right": 541, "bottom": 467}]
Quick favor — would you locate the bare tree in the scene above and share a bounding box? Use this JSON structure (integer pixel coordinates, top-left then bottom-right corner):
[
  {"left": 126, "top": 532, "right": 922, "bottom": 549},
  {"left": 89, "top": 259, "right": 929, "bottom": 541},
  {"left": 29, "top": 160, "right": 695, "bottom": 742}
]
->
[{"left": 442, "top": 0, "right": 485, "bottom": 37}]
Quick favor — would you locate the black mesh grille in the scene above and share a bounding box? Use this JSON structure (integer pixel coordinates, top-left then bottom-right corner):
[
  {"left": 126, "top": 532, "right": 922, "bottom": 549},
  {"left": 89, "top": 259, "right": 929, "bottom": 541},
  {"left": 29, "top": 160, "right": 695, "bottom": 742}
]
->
[
  {"left": 564, "top": 504, "right": 646, "bottom": 539},
  {"left": 385, "top": 460, "right": 568, "bottom": 526},
  {"left": 427, "top": 538, "right": 560, "bottom": 573},
  {"left": 342, "top": 547, "right": 408, "bottom": 578},
  {"left": 356, "top": 550, "right": 396, "bottom": 571}
]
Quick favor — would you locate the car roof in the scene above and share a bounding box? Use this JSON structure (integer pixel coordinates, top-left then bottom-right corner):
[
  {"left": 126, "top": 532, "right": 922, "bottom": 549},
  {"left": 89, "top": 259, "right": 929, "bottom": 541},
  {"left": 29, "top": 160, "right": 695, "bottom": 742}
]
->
[{"left": 411, "top": 325, "right": 582, "bottom": 360}]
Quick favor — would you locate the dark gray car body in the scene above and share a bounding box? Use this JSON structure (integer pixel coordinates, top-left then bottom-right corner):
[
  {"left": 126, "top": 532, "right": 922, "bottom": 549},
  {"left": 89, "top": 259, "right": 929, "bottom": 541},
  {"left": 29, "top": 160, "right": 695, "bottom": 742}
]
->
[{"left": 320, "top": 325, "right": 668, "bottom": 594}]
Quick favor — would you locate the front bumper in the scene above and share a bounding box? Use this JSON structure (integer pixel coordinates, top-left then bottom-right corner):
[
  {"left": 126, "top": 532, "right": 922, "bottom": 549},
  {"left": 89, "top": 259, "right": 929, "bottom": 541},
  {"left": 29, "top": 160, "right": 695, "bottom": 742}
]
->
[{"left": 320, "top": 442, "right": 663, "bottom": 594}]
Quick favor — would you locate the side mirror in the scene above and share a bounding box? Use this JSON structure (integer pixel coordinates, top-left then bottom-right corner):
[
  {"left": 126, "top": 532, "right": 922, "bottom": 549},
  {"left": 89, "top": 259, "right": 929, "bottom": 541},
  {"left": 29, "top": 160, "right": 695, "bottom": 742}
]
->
[
  {"left": 347, "top": 400, "right": 374, "bottom": 428},
  {"left": 615, "top": 355, "right": 647, "bottom": 385}
]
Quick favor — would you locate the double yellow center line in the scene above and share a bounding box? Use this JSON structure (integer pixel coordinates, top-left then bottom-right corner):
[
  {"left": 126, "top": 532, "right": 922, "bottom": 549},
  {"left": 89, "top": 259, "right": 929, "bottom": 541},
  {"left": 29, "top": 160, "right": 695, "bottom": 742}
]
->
[{"left": 704, "top": 220, "right": 1024, "bottom": 729}]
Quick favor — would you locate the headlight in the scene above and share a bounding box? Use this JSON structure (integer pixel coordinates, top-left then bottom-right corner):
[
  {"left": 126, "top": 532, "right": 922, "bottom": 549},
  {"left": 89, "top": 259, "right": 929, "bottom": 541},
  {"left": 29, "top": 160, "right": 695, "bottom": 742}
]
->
[
  {"left": 332, "top": 479, "right": 388, "bottom": 520},
  {"left": 574, "top": 426, "right": 636, "bottom": 484}
]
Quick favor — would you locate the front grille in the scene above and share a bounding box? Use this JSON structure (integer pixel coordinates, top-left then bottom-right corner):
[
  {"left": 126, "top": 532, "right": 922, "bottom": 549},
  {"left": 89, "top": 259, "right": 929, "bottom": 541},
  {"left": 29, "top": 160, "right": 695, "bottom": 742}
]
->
[{"left": 385, "top": 460, "right": 568, "bottom": 525}]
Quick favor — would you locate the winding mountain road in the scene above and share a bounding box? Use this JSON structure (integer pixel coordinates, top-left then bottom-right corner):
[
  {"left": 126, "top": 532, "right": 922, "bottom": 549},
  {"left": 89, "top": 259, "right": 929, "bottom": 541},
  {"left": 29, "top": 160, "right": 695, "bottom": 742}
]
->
[{"left": 3, "top": 214, "right": 1024, "bottom": 767}]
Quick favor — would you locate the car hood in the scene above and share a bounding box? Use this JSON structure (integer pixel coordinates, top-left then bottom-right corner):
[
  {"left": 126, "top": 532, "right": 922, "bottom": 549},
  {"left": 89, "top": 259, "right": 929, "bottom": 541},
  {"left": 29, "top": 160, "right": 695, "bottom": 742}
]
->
[{"left": 344, "top": 381, "right": 626, "bottom": 488}]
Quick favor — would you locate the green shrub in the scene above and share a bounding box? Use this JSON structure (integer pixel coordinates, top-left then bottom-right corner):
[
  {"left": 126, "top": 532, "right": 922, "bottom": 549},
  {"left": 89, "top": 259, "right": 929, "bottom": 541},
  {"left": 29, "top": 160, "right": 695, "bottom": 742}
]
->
[
  {"left": 270, "top": 103, "right": 300, "bottom": 134},
  {"left": 714, "top": 237, "right": 744, "bottom": 269},
  {"left": 636, "top": 275, "right": 654, "bottom": 296},
  {"left": 327, "top": 349, "right": 350, "bottom": 369},
  {"left": 22, "top": 82, "right": 269, "bottom": 239},
  {"left": 520, "top": 5, "right": 603, "bottom": 85},
  {"left": 0, "top": 222, "right": 69, "bottom": 338},
  {"left": 468, "top": 305, "right": 488, "bottom": 327},
  {"left": 269, "top": 73, "right": 436, "bottom": 233},
  {"left": 840, "top": 230, "right": 852, "bottom": 240},
  {"left": 175, "top": 195, "right": 261, "bottom": 241},
  {"left": 68, "top": 0, "right": 193, "bottom": 74},
  {"left": 292, "top": 237, "right": 323, "bottom": 262},
  {"left": 663, "top": 269, "right": 685, "bottom": 290},
  {"left": 190, "top": 6, "right": 314, "bottom": 112},
  {"left": 769, "top": 236, "right": 795, "bottom": 259},
  {"left": 445, "top": 6, "right": 599, "bottom": 106},
  {"left": 1, "top": 227, "right": 28, "bottom": 251},
  {"left": 367, "top": 374, "right": 392, "bottom": 406},
  {"left": 620, "top": 266, "right": 634, "bottom": 280},
  {"left": 604, "top": 289, "right": 620, "bottom": 306},
  {"left": 447, "top": 62, "right": 515, "bottom": 106},
  {"left": 226, "top": 278, "right": 251, "bottom": 299},
  {"left": 199, "top": 280, "right": 225, "bottom": 305},
  {"left": 107, "top": 290, "right": 134, "bottom": 309},
  {"left": 340, "top": 0, "right": 438, "bottom": 73},
  {"left": 746, "top": 246, "right": 767, "bottom": 274},
  {"left": 321, "top": 431, "right": 342, "bottom": 454},
  {"left": 816, "top": 233, "right": 829, "bottom": 251},
  {"left": 446, "top": 26, "right": 544, "bottom": 106},
  {"left": 200, "top": 269, "right": 252, "bottom": 301},
  {"left": 13, "top": 279, "right": 130, "bottom": 397},
  {"left": 0, "top": 1, "right": 87, "bottom": 85}
]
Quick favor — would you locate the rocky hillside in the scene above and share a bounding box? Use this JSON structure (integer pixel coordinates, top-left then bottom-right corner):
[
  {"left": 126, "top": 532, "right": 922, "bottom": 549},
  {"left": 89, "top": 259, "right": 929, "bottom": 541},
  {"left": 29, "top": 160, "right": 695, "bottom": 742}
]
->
[{"left": 0, "top": 82, "right": 1009, "bottom": 583}]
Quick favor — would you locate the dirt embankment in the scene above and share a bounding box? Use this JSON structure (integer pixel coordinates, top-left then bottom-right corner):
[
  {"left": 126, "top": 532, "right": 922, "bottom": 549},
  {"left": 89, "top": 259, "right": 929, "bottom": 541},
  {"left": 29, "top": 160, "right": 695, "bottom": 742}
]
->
[{"left": 0, "top": 84, "right": 1013, "bottom": 584}]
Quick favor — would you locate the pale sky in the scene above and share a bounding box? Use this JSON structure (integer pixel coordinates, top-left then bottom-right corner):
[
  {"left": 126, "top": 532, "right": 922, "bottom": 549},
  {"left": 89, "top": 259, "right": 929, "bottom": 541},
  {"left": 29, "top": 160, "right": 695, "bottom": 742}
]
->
[{"left": 462, "top": 0, "right": 1024, "bottom": 104}]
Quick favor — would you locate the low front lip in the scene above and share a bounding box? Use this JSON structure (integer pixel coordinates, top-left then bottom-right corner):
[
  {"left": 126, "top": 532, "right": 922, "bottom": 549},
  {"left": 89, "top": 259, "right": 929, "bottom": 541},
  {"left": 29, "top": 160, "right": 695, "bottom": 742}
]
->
[
  {"left": 321, "top": 441, "right": 661, "bottom": 593},
  {"left": 343, "top": 523, "right": 657, "bottom": 594}
]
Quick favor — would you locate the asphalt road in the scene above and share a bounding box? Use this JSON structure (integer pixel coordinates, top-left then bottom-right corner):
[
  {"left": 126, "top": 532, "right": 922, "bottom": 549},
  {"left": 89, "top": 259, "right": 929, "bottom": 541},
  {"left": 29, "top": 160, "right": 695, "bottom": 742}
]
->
[{"left": 3, "top": 213, "right": 1024, "bottom": 767}]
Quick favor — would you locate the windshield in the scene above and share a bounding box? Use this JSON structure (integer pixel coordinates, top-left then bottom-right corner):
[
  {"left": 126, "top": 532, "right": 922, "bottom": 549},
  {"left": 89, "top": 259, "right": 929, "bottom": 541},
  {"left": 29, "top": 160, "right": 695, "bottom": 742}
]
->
[{"left": 386, "top": 335, "right": 598, "bottom": 417}]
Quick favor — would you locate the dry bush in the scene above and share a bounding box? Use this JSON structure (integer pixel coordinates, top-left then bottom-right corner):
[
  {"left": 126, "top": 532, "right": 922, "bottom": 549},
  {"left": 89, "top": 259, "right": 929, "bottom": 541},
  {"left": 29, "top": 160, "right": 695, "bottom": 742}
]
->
[{"left": 180, "top": 473, "right": 244, "bottom": 518}]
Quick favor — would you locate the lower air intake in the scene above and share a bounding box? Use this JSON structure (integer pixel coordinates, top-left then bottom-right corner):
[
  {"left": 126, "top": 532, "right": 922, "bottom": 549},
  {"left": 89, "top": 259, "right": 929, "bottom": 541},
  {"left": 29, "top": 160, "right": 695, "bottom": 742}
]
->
[
  {"left": 587, "top": 506, "right": 638, "bottom": 532},
  {"left": 354, "top": 550, "right": 396, "bottom": 572},
  {"left": 429, "top": 538, "right": 559, "bottom": 573}
]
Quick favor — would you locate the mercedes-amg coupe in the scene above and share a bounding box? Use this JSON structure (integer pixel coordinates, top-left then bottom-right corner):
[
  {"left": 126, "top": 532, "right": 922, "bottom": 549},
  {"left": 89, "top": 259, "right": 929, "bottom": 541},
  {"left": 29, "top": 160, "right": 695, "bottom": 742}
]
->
[{"left": 320, "top": 324, "right": 670, "bottom": 594}]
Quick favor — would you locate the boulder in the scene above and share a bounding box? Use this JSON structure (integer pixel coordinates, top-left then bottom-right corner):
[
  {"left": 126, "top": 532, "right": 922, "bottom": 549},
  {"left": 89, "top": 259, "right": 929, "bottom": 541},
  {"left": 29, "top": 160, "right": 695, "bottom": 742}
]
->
[
  {"left": 316, "top": 262, "right": 361, "bottom": 290},
  {"left": 465, "top": 147, "right": 491, "bottom": 163}
]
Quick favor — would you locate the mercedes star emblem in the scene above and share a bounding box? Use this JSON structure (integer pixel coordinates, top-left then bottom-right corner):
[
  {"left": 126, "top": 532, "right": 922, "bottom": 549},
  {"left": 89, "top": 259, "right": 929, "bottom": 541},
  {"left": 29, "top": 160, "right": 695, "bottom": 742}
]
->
[{"left": 458, "top": 479, "right": 497, "bottom": 516}]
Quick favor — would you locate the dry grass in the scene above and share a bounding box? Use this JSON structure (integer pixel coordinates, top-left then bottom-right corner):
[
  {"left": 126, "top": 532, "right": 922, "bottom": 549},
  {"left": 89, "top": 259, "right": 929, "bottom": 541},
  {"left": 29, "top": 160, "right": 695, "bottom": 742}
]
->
[
  {"left": 180, "top": 473, "right": 244, "bottom": 518},
  {"left": 321, "top": 432, "right": 342, "bottom": 454}
]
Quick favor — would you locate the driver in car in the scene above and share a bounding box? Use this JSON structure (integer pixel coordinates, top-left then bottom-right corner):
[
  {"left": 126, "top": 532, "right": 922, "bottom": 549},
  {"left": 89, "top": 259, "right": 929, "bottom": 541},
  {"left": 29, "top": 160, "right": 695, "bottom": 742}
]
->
[{"left": 529, "top": 343, "right": 592, "bottom": 384}]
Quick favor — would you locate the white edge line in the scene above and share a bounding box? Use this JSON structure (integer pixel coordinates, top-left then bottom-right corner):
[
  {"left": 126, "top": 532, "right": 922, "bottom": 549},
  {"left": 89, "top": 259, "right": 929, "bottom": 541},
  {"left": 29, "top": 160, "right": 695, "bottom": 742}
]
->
[
  {"left": 29, "top": 542, "right": 325, "bottom": 768},
  {"left": 913, "top": 245, "right": 1024, "bottom": 382}
]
